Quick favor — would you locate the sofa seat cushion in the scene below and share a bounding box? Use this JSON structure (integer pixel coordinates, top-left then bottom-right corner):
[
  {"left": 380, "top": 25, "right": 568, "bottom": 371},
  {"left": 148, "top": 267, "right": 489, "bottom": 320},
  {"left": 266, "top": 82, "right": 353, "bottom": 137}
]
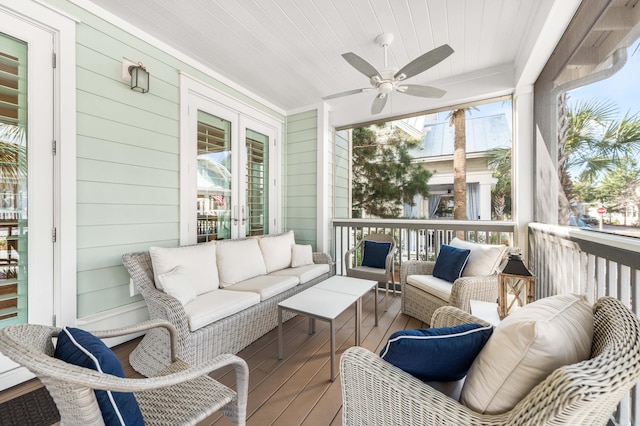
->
[
  {"left": 406, "top": 274, "right": 452, "bottom": 302},
  {"left": 270, "top": 263, "right": 330, "bottom": 284},
  {"left": 217, "top": 238, "right": 267, "bottom": 287},
  {"left": 448, "top": 238, "right": 507, "bottom": 277},
  {"left": 184, "top": 289, "right": 261, "bottom": 331},
  {"left": 226, "top": 275, "right": 299, "bottom": 301},
  {"left": 258, "top": 231, "right": 295, "bottom": 273}
]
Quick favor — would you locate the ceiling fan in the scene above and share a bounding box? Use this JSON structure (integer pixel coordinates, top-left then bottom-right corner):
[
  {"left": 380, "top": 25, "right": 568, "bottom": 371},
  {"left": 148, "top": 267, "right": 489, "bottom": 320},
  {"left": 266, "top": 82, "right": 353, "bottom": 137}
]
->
[{"left": 323, "top": 33, "right": 454, "bottom": 115}]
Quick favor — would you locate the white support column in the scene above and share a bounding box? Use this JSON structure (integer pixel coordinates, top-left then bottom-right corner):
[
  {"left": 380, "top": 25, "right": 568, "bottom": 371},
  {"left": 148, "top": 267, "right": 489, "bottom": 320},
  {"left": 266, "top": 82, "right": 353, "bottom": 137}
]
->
[
  {"left": 513, "top": 86, "right": 535, "bottom": 256},
  {"left": 316, "top": 102, "right": 331, "bottom": 253},
  {"left": 479, "top": 183, "right": 493, "bottom": 220}
]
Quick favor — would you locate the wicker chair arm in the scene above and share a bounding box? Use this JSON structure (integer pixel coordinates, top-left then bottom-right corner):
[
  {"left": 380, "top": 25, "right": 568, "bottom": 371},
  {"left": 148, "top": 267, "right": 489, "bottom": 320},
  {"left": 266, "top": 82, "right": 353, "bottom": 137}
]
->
[
  {"left": 38, "top": 354, "right": 248, "bottom": 394},
  {"left": 344, "top": 241, "right": 364, "bottom": 270},
  {"left": 312, "top": 252, "right": 333, "bottom": 264},
  {"left": 449, "top": 275, "right": 498, "bottom": 313},
  {"left": 340, "top": 346, "right": 506, "bottom": 425},
  {"left": 90, "top": 319, "right": 178, "bottom": 363},
  {"left": 430, "top": 306, "right": 490, "bottom": 328}
]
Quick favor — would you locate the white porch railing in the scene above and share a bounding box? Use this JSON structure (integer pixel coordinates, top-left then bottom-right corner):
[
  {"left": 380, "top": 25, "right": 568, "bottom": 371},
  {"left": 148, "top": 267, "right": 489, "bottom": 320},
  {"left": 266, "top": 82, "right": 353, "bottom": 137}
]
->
[
  {"left": 332, "top": 218, "right": 516, "bottom": 277},
  {"left": 332, "top": 219, "right": 640, "bottom": 425},
  {"left": 528, "top": 223, "right": 640, "bottom": 426}
]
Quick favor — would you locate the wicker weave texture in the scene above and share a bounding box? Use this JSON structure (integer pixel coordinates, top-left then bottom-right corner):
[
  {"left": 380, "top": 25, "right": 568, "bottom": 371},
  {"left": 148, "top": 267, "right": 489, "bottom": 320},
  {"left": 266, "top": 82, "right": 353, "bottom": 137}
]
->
[
  {"left": 400, "top": 260, "right": 498, "bottom": 325},
  {"left": 341, "top": 297, "right": 640, "bottom": 426},
  {"left": 123, "top": 249, "right": 334, "bottom": 376},
  {"left": 0, "top": 320, "right": 249, "bottom": 426}
]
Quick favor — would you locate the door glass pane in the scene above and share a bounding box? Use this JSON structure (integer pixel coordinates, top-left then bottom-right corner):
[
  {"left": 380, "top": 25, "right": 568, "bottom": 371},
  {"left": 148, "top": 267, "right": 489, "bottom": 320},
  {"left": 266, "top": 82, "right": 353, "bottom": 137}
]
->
[
  {"left": 0, "top": 34, "right": 27, "bottom": 328},
  {"left": 246, "top": 129, "right": 268, "bottom": 236},
  {"left": 196, "top": 111, "right": 232, "bottom": 242}
]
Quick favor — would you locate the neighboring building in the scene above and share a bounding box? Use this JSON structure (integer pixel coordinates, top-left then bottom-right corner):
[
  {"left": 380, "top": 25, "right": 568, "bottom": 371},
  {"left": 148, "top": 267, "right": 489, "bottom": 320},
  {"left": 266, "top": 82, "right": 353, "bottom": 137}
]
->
[{"left": 404, "top": 113, "right": 511, "bottom": 220}]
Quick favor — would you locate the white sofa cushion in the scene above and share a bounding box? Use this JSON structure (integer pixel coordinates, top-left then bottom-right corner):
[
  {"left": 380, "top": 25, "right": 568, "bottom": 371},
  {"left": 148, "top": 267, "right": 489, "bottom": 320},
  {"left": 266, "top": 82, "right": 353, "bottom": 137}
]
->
[
  {"left": 226, "top": 275, "right": 299, "bottom": 301},
  {"left": 156, "top": 266, "right": 197, "bottom": 306},
  {"left": 184, "top": 289, "right": 261, "bottom": 331},
  {"left": 259, "top": 231, "right": 295, "bottom": 273},
  {"left": 448, "top": 238, "right": 507, "bottom": 277},
  {"left": 460, "top": 293, "right": 593, "bottom": 414},
  {"left": 270, "top": 263, "right": 331, "bottom": 284},
  {"left": 291, "top": 244, "right": 314, "bottom": 267},
  {"left": 217, "top": 238, "right": 267, "bottom": 287},
  {"left": 406, "top": 274, "right": 452, "bottom": 302},
  {"left": 149, "top": 243, "right": 218, "bottom": 296}
]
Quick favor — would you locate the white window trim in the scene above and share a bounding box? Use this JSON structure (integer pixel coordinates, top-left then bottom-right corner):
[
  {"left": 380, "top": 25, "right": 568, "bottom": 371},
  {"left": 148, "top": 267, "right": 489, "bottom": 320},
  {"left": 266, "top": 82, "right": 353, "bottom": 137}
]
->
[{"left": 179, "top": 72, "right": 282, "bottom": 244}]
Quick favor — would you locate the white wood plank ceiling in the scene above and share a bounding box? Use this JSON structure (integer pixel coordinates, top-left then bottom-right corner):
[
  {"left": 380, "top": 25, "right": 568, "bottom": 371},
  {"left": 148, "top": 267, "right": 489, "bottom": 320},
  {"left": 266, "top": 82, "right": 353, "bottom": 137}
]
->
[{"left": 81, "top": 0, "right": 584, "bottom": 125}]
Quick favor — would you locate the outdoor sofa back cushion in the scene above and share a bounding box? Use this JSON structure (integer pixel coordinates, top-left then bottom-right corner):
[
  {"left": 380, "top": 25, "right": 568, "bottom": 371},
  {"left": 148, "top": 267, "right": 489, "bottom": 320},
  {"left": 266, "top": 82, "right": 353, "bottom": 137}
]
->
[
  {"left": 448, "top": 238, "right": 507, "bottom": 277},
  {"left": 149, "top": 242, "right": 219, "bottom": 295},
  {"left": 217, "top": 237, "right": 268, "bottom": 287},
  {"left": 379, "top": 323, "right": 493, "bottom": 382},
  {"left": 361, "top": 240, "right": 391, "bottom": 269},
  {"left": 460, "top": 293, "right": 593, "bottom": 414},
  {"left": 432, "top": 245, "right": 471, "bottom": 282},
  {"left": 259, "top": 230, "right": 295, "bottom": 273},
  {"left": 54, "top": 327, "right": 144, "bottom": 426}
]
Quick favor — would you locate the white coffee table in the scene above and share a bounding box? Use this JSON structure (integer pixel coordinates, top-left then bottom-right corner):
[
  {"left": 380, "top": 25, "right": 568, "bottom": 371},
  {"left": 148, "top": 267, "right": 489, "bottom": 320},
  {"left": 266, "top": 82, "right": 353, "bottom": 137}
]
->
[{"left": 278, "top": 275, "right": 377, "bottom": 381}]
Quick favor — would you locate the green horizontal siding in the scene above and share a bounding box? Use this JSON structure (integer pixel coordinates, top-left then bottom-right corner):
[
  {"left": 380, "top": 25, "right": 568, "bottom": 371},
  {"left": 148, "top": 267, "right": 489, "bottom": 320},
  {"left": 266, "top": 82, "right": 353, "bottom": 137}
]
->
[
  {"left": 285, "top": 110, "right": 317, "bottom": 248},
  {"left": 40, "top": 0, "right": 286, "bottom": 317}
]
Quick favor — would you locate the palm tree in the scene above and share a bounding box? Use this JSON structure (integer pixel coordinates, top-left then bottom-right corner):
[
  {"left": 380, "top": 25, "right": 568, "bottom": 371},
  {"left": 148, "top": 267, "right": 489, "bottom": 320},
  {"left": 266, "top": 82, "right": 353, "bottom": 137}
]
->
[
  {"left": 557, "top": 93, "right": 640, "bottom": 223},
  {"left": 487, "top": 147, "right": 511, "bottom": 220},
  {"left": 449, "top": 109, "right": 467, "bottom": 221}
]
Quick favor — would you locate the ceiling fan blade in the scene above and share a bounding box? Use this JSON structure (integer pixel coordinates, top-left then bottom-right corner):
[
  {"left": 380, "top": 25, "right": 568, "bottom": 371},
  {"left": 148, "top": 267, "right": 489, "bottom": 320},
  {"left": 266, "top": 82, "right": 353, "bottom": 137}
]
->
[
  {"left": 394, "top": 44, "right": 454, "bottom": 81},
  {"left": 398, "top": 84, "right": 446, "bottom": 98},
  {"left": 322, "top": 87, "right": 372, "bottom": 100},
  {"left": 371, "top": 94, "right": 388, "bottom": 115},
  {"left": 342, "top": 52, "right": 382, "bottom": 79}
]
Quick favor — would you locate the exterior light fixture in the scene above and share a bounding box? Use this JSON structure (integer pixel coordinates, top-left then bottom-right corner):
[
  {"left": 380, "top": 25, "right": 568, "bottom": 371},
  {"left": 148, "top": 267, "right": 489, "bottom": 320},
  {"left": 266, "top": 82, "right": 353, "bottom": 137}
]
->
[
  {"left": 128, "top": 63, "right": 149, "bottom": 93},
  {"left": 497, "top": 253, "right": 535, "bottom": 319}
]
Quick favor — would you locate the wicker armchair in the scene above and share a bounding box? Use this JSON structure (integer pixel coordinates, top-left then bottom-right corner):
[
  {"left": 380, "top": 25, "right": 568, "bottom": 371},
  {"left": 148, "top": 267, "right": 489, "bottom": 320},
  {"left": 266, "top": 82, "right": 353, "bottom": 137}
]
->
[
  {"left": 400, "top": 259, "right": 500, "bottom": 325},
  {"left": 345, "top": 233, "right": 397, "bottom": 310},
  {"left": 0, "top": 319, "right": 249, "bottom": 426},
  {"left": 341, "top": 297, "right": 640, "bottom": 425}
]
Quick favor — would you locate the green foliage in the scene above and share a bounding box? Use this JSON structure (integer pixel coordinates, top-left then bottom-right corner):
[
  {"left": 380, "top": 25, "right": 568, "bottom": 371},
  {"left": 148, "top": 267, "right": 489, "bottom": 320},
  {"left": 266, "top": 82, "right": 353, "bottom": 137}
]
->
[
  {"left": 352, "top": 125, "right": 432, "bottom": 218},
  {"left": 487, "top": 147, "right": 512, "bottom": 220},
  {"left": 596, "top": 156, "right": 640, "bottom": 216}
]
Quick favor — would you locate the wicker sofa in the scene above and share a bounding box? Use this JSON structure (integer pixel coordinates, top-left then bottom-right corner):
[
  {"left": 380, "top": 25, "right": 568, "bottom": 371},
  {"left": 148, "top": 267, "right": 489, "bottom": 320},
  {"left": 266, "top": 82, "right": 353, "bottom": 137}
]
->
[
  {"left": 400, "top": 238, "right": 508, "bottom": 325},
  {"left": 123, "top": 231, "right": 334, "bottom": 376}
]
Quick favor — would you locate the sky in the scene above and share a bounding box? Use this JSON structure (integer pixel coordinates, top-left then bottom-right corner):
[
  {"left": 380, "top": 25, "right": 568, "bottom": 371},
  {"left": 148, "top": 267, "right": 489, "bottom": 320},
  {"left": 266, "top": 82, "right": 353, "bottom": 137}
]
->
[{"left": 568, "top": 39, "right": 640, "bottom": 118}]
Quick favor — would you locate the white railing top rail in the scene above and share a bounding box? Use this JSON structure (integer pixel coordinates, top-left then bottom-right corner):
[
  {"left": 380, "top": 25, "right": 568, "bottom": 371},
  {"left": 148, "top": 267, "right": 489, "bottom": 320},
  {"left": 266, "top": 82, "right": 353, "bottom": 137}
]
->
[{"left": 332, "top": 218, "right": 516, "bottom": 233}]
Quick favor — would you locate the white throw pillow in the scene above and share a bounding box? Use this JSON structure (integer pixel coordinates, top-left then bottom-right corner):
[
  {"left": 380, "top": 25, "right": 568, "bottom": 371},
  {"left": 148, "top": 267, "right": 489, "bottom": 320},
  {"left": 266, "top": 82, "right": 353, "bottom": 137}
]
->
[
  {"left": 460, "top": 293, "right": 593, "bottom": 414},
  {"left": 258, "top": 231, "right": 295, "bottom": 273},
  {"left": 156, "top": 266, "right": 197, "bottom": 306},
  {"left": 217, "top": 238, "right": 268, "bottom": 287},
  {"left": 149, "top": 243, "right": 218, "bottom": 295},
  {"left": 448, "top": 237, "right": 507, "bottom": 277},
  {"left": 291, "top": 244, "right": 313, "bottom": 267}
]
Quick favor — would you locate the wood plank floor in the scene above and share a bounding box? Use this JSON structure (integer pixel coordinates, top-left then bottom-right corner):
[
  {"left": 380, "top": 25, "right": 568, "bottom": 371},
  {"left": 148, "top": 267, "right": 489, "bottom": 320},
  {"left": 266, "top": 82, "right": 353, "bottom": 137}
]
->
[{"left": 0, "top": 289, "right": 424, "bottom": 426}]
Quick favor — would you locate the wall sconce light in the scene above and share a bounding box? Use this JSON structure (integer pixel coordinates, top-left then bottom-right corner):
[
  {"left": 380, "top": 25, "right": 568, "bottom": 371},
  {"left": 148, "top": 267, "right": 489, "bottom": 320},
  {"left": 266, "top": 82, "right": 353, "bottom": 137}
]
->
[
  {"left": 497, "top": 253, "right": 536, "bottom": 319},
  {"left": 128, "top": 63, "right": 149, "bottom": 93}
]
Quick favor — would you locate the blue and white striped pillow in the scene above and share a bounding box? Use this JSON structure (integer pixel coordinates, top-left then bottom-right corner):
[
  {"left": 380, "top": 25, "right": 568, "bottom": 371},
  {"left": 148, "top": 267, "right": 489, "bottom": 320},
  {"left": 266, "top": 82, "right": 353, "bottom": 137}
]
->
[{"left": 54, "top": 327, "right": 144, "bottom": 426}]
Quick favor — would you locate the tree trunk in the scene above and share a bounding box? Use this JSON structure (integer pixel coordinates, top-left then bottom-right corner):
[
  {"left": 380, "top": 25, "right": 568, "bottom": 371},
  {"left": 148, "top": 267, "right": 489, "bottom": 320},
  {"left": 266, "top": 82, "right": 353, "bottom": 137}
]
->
[{"left": 452, "top": 109, "right": 467, "bottom": 223}]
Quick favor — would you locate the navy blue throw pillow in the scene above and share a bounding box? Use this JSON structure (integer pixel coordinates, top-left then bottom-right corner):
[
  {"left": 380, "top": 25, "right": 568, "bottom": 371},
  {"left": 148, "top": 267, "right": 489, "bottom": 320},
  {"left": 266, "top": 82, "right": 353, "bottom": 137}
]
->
[
  {"left": 54, "top": 327, "right": 144, "bottom": 426},
  {"left": 380, "top": 323, "right": 493, "bottom": 382},
  {"left": 361, "top": 240, "right": 391, "bottom": 269},
  {"left": 432, "top": 244, "right": 471, "bottom": 282}
]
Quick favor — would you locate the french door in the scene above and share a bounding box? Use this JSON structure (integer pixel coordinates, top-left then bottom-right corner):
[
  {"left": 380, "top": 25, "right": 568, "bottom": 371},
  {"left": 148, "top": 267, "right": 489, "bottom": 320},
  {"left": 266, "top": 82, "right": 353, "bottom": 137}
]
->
[
  {"left": 181, "top": 76, "right": 279, "bottom": 244},
  {"left": 0, "top": 13, "right": 55, "bottom": 379}
]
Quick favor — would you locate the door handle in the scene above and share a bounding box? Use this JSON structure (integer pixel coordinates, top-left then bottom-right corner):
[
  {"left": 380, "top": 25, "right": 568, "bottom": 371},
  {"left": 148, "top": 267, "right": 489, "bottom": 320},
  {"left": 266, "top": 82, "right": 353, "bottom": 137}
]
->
[
  {"left": 241, "top": 205, "right": 246, "bottom": 225},
  {"left": 233, "top": 205, "right": 239, "bottom": 225}
]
